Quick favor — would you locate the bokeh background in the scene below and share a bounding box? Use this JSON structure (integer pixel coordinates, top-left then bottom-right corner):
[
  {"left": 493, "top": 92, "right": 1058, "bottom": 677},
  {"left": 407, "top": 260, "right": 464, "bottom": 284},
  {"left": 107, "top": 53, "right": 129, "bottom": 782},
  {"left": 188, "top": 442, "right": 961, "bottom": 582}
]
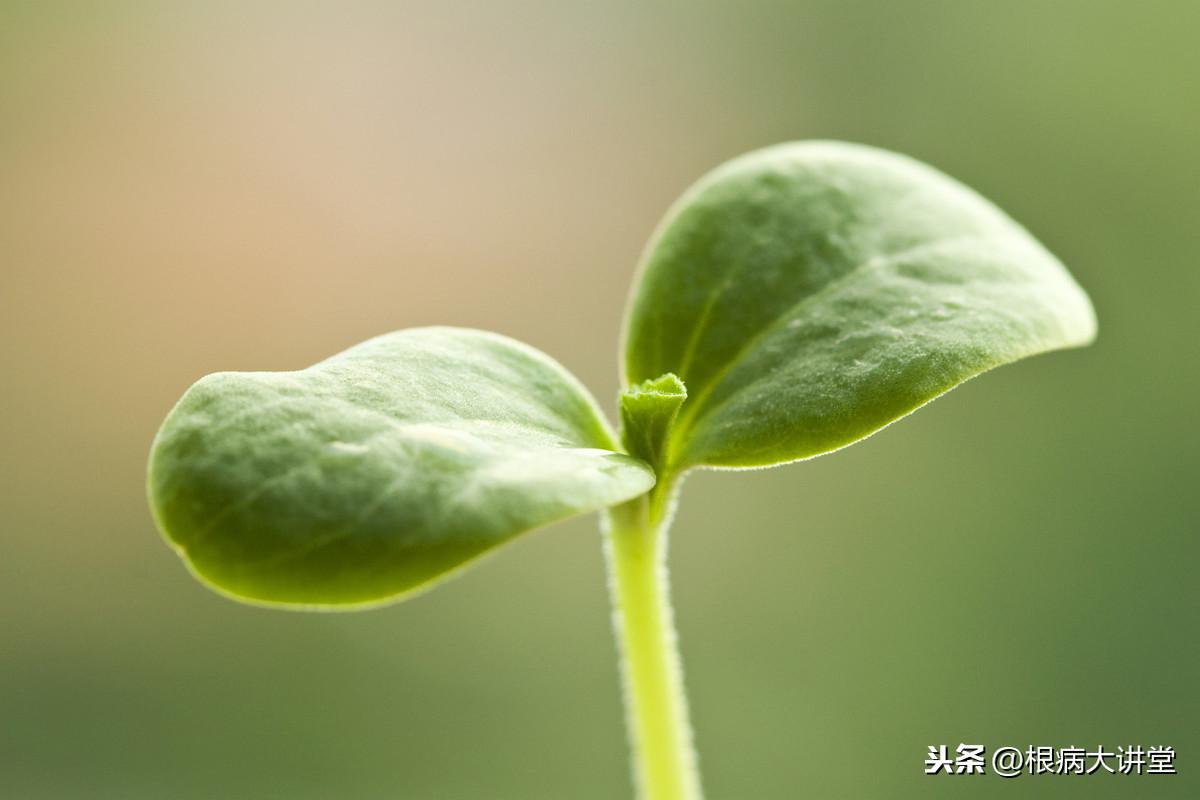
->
[{"left": 2, "top": 2, "right": 1196, "bottom": 798}]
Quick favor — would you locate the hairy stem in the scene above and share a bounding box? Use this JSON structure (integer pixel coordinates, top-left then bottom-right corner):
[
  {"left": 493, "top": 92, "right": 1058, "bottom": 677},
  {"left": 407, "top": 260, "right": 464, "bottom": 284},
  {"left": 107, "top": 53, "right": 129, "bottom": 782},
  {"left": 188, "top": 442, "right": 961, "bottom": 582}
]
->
[{"left": 604, "top": 479, "right": 702, "bottom": 800}]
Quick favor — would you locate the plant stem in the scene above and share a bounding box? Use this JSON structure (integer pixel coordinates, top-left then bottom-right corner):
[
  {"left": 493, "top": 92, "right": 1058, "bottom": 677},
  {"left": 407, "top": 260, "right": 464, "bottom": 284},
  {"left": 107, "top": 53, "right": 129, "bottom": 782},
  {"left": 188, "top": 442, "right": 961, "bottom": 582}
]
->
[{"left": 604, "top": 478, "right": 702, "bottom": 800}]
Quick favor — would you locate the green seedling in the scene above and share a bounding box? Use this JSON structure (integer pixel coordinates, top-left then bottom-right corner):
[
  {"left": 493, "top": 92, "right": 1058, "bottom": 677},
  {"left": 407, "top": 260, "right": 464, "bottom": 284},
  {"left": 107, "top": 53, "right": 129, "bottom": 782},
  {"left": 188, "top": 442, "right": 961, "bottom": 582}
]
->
[{"left": 148, "top": 142, "right": 1096, "bottom": 799}]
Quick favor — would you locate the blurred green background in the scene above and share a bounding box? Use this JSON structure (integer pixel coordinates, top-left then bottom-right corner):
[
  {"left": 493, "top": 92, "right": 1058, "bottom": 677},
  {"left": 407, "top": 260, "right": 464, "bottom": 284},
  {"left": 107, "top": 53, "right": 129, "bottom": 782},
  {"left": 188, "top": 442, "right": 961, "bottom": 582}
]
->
[{"left": 2, "top": 1, "right": 1196, "bottom": 798}]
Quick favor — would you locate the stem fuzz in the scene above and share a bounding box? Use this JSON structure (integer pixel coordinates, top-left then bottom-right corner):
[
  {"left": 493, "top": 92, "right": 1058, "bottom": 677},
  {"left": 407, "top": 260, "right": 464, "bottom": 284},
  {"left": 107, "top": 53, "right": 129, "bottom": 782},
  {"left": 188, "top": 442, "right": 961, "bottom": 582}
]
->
[{"left": 604, "top": 481, "right": 702, "bottom": 800}]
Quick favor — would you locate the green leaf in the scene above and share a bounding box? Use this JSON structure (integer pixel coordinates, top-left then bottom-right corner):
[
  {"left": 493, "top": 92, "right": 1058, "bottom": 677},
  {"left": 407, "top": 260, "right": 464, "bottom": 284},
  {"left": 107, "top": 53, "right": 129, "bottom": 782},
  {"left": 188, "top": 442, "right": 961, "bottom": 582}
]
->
[
  {"left": 148, "top": 327, "right": 655, "bottom": 609},
  {"left": 623, "top": 141, "right": 1096, "bottom": 470}
]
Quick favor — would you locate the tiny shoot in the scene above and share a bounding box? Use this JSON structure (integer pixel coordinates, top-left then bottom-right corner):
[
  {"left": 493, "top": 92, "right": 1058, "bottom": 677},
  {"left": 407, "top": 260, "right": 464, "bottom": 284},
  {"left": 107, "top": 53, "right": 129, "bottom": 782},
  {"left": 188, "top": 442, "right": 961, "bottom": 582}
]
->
[{"left": 148, "top": 142, "right": 1096, "bottom": 799}]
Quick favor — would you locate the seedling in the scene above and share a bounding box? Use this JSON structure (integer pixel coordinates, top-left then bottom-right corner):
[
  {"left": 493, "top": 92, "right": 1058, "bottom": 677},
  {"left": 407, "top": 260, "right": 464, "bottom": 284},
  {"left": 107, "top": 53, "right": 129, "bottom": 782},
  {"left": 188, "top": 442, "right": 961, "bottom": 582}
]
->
[{"left": 149, "top": 142, "right": 1095, "bottom": 799}]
